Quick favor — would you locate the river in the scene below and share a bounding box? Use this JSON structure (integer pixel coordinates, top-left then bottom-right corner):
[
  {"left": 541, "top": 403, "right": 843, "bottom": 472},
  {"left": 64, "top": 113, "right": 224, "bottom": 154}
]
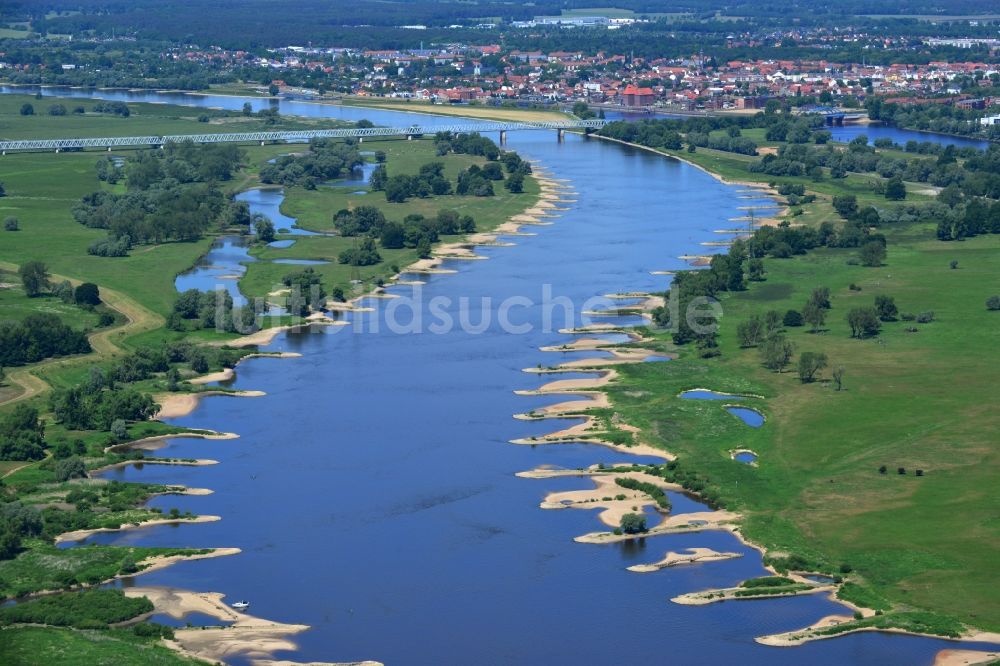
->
[{"left": 6, "top": 85, "right": 995, "bottom": 664}]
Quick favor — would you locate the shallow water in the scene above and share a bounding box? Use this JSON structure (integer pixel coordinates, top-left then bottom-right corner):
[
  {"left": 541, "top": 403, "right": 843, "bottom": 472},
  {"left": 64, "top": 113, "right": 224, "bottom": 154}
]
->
[
  {"left": 174, "top": 235, "right": 254, "bottom": 307},
  {"left": 235, "top": 187, "right": 323, "bottom": 237},
  {"left": 7, "top": 85, "right": 992, "bottom": 664},
  {"left": 727, "top": 406, "right": 765, "bottom": 428}
]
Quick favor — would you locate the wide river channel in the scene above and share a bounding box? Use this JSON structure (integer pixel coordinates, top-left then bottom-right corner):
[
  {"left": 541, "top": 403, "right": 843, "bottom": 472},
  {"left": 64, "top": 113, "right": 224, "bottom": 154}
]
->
[{"left": 5, "top": 86, "right": 996, "bottom": 664}]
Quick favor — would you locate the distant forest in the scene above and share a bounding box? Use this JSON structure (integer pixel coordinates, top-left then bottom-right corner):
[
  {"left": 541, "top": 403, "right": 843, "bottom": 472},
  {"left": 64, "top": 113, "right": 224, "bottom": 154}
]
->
[{"left": 11, "top": 0, "right": 1000, "bottom": 49}]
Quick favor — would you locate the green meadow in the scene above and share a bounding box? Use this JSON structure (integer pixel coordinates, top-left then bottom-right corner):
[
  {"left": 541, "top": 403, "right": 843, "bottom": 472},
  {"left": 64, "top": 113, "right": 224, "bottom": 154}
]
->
[{"left": 597, "top": 141, "right": 1000, "bottom": 631}]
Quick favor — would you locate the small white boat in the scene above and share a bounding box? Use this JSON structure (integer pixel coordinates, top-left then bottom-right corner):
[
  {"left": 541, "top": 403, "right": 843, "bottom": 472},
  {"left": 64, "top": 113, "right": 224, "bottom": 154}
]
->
[{"left": 231, "top": 600, "right": 251, "bottom": 611}]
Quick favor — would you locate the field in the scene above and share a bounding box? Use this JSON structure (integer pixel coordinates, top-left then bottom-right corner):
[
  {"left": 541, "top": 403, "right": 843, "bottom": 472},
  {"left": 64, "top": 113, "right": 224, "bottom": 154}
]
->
[
  {"left": 599, "top": 140, "right": 1000, "bottom": 630},
  {"left": 342, "top": 97, "right": 570, "bottom": 123}
]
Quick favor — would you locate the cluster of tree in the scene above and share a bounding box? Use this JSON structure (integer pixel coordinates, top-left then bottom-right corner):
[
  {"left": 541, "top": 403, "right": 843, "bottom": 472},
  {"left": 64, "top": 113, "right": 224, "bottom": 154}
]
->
[
  {"left": 338, "top": 238, "right": 381, "bottom": 267},
  {"left": 75, "top": 184, "right": 227, "bottom": 247},
  {"left": 618, "top": 513, "right": 647, "bottom": 535},
  {"left": 599, "top": 113, "right": 814, "bottom": 155},
  {"left": 776, "top": 182, "right": 816, "bottom": 207},
  {"left": 736, "top": 286, "right": 834, "bottom": 379},
  {"left": 382, "top": 209, "right": 475, "bottom": 255},
  {"left": 259, "top": 139, "right": 362, "bottom": 189},
  {"left": 867, "top": 97, "right": 998, "bottom": 139},
  {"left": 0, "top": 501, "right": 42, "bottom": 559},
  {"left": 92, "top": 101, "right": 131, "bottom": 117},
  {"left": 572, "top": 101, "right": 597, "bottom": 120},
  {"left": 500, "top": 150, "right": 533, "bottom": 177},
  {"left": 168, "top": 288, "right": 257, "bottom": 333},
  {"left": 123, "top": 142, "right": 243, "bottom": 188},
  {"left": 0, "top": 588, "right": 154, "bottom": 628},
  {"left": 381, "top": 162, "right": 454, "bottom": 202},
  {"left": 333, "top": 205, "right": 387, "bottom": 237},
  {"left": 17, "top": 260, "right": 51, "bottom": 297},
  {"left": 434, "top": 132, "right": 500, "bottom": 161},
  {"left": 765, "top": 120, "right": 831, "bottom": 145},
  {"left": 754, "top": 137, "right": 1000, "bottom": 205},
  {"left": 686, "top": 129, "right": 759, "bottom": 156},
  {"left": 281, "top": 268, "right": 326, "bottom": 316},
  {"left": 0, "top": 313, "right": 91, "bottom": 367},
  {"left": 94, "top": 155, "right": 122, "bottom": 184},
  {"left": 9, "top": 4, "right": 1000, "bottom": 70},
  {"left": 49, "top": 378, "right": 157, "bottom": 432},
  {"left": 653, "top": 212, "right": 891, "bottom": 355},
  {"left": 0, "top": 405, "right": 47, "bottom": 462},
  {"left": 597, "top": 119, "right": 683, "bottom": 150},
  {"left": 651, "top": 239, "right": 755, "bottom": 352},
  {"left": 614, "top": 477, "right": 671, "bottom": 511},
  {"left": 76, "top": 144, "right": 243, "bottom": 249},
  {"left": 455, "top": 164, "right": 499, "bottom": 197}
]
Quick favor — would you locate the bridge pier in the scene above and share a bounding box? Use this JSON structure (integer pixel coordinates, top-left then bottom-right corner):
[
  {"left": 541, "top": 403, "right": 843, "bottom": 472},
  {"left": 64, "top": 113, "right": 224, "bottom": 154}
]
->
[
  {"left": 499, "top": 130, "right": 507, "bottom": 145},
  {"left": 557, "top": 128, "right": 565, "bottom": 142}
]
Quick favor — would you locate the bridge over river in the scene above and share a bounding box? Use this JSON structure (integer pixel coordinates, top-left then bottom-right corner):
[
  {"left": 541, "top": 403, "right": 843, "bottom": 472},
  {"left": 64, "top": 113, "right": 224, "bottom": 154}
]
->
[{"left": 0, "top": 119, "right": 607, "bottom": 153}]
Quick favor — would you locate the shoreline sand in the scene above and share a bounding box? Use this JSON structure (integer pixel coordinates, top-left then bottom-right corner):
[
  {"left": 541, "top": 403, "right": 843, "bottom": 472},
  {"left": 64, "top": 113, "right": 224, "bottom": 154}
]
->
[
  {"left": 627, "top": 547, "right": 743, "bottom": 573},
  {"left": 116, "top": 151, "right": 559, "bottom": 664},
  {"left": 154, "top": 389, "right": 266, "bottom": 419},
  {"left": 55, "top": 514, "right": 222, "bottom": 545},
  {"left": 121, "top": 585, "right": 340, "bottom": 664}
]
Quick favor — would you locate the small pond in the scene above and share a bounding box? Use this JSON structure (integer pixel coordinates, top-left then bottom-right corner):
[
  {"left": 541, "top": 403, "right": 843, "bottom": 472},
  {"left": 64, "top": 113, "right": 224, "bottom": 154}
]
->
[
  {"left": 679, "top": 389, "right": 739, "bottom": 401},
  {"left": 726, "top": 406, "right": 765, "bottom": 428}
]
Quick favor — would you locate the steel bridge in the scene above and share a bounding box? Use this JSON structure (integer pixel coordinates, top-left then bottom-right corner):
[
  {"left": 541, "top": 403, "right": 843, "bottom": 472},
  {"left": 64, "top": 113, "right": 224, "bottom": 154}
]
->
[{"left": 0, "top": 119, "right": 608, "bottom": 153}]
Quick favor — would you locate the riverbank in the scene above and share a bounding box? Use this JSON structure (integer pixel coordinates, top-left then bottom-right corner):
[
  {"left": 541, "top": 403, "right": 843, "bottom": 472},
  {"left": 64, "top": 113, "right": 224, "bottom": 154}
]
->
[
  {"left": 118, "top": 585, "right": 368, "bottom": 665},
  {"left": 507, "top": 134, "right": 1000, "bottom": 656},
  {"left": 119, "top": 146, "right": 564, "bottom": 664}
]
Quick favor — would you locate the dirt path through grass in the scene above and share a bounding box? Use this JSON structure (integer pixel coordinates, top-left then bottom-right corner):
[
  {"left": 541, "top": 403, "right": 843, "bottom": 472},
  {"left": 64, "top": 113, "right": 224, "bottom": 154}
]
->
[{"left": 0, "top": 260, "right": 163, "bottom": 407}]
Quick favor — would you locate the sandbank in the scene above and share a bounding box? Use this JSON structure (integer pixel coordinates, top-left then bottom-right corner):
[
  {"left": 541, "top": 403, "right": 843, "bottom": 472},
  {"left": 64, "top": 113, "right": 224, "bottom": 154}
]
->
[
  {"left": 574, "top": 509, "right": 742, "bottom": 544},
  {"left": 155, "top": 389, "right": 266, "bottom": 419},
  {"left": 518, "top": 369, "right": 618, "bottom": 393},
  {"left": 757, "top": 618, "right": 1000, "bottom": 649},
  {"left": 123, "top": 586, "right": 319, "bottom": 664},
  {"left": 515, "top": 391, "right": 609, "bottom": 418},
  {"left": 672, "top": 583, "right": 835, "bottom": 606},
  {"left": 220, "top": 319, "right": 347, "bottom": 349},
  {"left": 55, "top": 514, "right": 222, "bottom": 544},
  {"left": 105, "top": 430, "right": 238, "bottom": 454},
  {"left": 539, "top": 469, "right": 681, "bottom": 528},
  {"left": 627, "top": 547, "right": 743, "bottom": 572},
  {"left": 934, "top": 650, "right": 1000, "bottom": 666}
]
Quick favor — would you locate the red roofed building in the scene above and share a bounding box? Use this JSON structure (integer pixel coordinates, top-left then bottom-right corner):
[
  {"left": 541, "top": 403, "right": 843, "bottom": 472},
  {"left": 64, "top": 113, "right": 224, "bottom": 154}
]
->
[{"left": 622, "top": 83, "right": 655, "bottom": 107}]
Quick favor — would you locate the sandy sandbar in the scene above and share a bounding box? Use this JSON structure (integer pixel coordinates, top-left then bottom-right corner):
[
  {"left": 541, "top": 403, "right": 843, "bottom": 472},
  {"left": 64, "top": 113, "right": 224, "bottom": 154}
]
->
[
  {"left": 55, "top": 515, "right": 222, "bottom": 544},
  {"left": 628, "top": 547, "right": 743, "bottom": 572}
]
